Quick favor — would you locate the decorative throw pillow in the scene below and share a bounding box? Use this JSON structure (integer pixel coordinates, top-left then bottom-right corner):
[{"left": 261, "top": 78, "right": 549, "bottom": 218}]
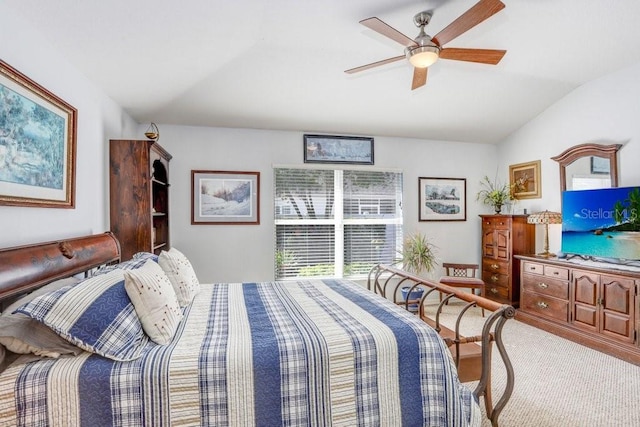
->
[
  {"left": 93, "top": 252, "right": 158, "bottom": 276},
  {"left": 15, "top": 270, "right": 149, "bottom": 361},
  {"left": 158, "top": 247, "right": 200, "bottom": 307},
  {"left": 123, "top": 259, "right": 183, "bottom": 345},
  {"left": 0, "top": 277, "right": 83, "bottom": 358}
]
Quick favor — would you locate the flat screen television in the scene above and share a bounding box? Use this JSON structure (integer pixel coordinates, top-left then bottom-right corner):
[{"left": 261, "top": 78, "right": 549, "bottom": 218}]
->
[{"left": 561, "top": 186, "right": 640, "bottom": 261}]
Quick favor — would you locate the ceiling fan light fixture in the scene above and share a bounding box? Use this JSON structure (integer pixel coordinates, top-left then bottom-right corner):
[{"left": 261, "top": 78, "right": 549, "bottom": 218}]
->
[{"left": 407, "top": 45, "right": 440, "bottom": 68}]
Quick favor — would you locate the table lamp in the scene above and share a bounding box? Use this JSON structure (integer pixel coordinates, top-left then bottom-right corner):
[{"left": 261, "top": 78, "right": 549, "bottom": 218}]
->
[{"left": 527, "top": 210, "right": 563, "bottom": 257}]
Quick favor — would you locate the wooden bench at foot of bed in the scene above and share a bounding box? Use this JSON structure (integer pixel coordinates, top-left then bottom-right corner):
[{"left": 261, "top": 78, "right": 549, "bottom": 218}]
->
[{"left": 368, "top": 264, "right": 516, "bottom": 427}]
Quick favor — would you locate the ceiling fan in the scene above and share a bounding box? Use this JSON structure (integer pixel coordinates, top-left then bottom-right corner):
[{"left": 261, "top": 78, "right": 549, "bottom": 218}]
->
[{"left": 345, "top": 0, "right": 507, "bottom": 90}]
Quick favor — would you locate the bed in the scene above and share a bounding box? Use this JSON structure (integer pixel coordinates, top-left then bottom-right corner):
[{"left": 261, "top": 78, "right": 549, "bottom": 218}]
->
[{"left": 0, "top": 233, "right": 489, "bottom": 426}]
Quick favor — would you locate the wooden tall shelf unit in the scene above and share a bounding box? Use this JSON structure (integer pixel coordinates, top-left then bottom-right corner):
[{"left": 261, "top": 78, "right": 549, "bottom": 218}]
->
[{"left": 109, "top": 139, "right": 172, "bottom": 261}]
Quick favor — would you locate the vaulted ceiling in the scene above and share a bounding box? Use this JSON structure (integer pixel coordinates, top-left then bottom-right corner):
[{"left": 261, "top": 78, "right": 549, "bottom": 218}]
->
[{"left": 6, "top": 0, "right": 640, "bottom": 143}]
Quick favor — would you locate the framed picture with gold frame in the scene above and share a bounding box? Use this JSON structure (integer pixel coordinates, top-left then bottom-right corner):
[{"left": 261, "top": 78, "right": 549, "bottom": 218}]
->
[
  {"left": 509, "top": 160, "right": 541, "bottom": 199},
  {"left": 0, "top": 60, "right": 77, "bottom": 208}
]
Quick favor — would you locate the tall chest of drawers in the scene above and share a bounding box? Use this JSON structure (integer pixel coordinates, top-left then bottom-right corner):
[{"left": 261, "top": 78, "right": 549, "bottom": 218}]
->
[
  {"left": 480, "top": 215, "right": 535, "bottom": 307},
  {"left": 517, "top": 255, "right": 640, "bottom": 364}
]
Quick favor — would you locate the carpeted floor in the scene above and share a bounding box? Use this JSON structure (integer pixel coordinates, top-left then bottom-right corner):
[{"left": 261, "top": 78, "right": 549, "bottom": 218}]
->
[{"left": 436, "top": 303, "right": 640, "bottom": 427}]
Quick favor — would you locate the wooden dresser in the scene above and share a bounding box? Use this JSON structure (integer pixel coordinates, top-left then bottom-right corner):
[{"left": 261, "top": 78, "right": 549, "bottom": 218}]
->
[
  {"left": 480, "top": 215, "right": 535, "bottom": 307},
  {"left": 517, "top": 255, "right": 640, "bottom": 364}
]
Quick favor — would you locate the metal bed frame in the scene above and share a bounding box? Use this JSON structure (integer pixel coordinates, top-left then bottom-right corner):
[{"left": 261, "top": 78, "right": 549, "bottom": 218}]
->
[{"left": 368, "top": 264, "right": 515, "bottom": 427}]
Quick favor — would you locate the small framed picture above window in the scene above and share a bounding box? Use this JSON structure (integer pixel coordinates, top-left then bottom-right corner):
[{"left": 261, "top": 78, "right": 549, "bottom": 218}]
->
[{"left": 303, "top": 134, "right": 374, "bottom": 165}]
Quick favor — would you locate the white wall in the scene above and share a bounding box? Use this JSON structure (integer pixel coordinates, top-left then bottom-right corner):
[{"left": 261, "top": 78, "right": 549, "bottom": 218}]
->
[
  {"left": 498, "top": 61, "right": 640, "bottom": 254},
  {"left": 12, "top": 2, "right": 639, "bottom": 282},
  {"left": 0, "top": 7, "right": 139, "bottom": 248},
  {"left": 157, "top": 126, "right": 498, "bottom": 283}
]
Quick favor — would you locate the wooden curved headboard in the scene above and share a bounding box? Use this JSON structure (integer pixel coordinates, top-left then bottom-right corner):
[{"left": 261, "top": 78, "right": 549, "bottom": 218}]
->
[{"left": 0, "top": 232, "right": 121, "bottom": 301}]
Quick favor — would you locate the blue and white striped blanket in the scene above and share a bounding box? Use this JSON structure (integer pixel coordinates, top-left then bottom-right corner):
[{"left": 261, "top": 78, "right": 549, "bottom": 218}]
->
[{"left": 0, "top": 279, "right": 480, "bottom": 426}]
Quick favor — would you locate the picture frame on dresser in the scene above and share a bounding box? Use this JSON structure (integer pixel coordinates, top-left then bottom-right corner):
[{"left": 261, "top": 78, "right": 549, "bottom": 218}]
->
[
  {"left": 0, "top": 60, "right": 77, "bottom": 208},
  {"left": 418, "top": 177, "right": 466, "bottom": 221},
  {"left": 191, "top": 170, "right": 260, "bottom": 225}
]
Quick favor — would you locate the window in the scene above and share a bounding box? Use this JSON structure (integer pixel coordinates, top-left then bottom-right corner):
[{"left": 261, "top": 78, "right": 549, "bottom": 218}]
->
[{"left": 274, "top": 168, "right": 402, "bottom": 279}]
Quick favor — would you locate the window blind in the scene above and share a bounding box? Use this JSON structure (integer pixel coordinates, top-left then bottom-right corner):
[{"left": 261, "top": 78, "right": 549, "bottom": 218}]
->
[{"left": 274, "top": 168, "right": 402, "bottom": 279}]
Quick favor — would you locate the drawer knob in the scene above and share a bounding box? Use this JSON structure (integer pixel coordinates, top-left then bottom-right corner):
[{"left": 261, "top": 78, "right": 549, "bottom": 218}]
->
[
  {"left": 490, "top": 288, "right": 499, "bottom": 294},
  {"left": 537, "top": 301, "right": 549, "bottom": 309},
  {"left": 491, "top": 263, "right": 499, "bottom": 270},
  {"left": 538, "top": 282, "right": 549, "bottom": 289},
  {"left": 491, "top": 274, "right": 499, "bottom": 282}
]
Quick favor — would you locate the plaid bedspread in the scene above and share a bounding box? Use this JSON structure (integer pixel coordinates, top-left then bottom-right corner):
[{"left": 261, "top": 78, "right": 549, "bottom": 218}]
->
[{"left": 0, "top": 279, "right": 480, "bottom": 426}]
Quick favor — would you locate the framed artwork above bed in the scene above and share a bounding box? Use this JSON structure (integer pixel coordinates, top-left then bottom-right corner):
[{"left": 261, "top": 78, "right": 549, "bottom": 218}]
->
[
  {"left": 0, "top": 60, "right": 77, "bottom": 208},
  {"left": 191, "top": 170, "right": 260, "bottom": 225}
]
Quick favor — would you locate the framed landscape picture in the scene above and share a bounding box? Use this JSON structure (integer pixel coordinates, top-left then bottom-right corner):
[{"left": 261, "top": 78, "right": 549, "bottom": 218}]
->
[
  {"left": 303, "top": 134, "right": 374, "bottom": 165},
  {"left": 0, "top": 60, "right": 77, "bottom": 208},
  {"left": 419, "top": 177, "right": 466, "bottom": 221},
  {"left": 191, "top": 170, "right": 260, "bottom": 225}
]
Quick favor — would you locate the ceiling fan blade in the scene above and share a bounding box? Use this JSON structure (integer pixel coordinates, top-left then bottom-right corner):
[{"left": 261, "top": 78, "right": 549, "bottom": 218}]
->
[
  {"left": 440, "top": 47, "right": 506, "bottom": 64},
  {"left": 432, "top": 0, "right": 505, "bottom": 47},
  {"left": 411, "top": 67, "right": 427, "bottom": 90},
  {"left": 360, "top": 17, "right": 418, "bottom": 47},
  {"left": 345, "top": 55, "right": 405, "bottom": 74}
]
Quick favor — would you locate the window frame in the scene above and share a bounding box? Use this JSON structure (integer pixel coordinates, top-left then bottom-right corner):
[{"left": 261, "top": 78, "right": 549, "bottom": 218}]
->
[{"left": 274, "top": 165, "right": 403, "bottom": 280}]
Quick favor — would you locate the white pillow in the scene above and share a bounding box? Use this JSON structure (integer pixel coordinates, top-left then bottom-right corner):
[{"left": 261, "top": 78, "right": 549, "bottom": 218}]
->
[
  {"left": 158, "top": 247, "right": 200, "bottom": 307},
  {"left": 123, "top": 259, "right": 183, "bottom": 345}
]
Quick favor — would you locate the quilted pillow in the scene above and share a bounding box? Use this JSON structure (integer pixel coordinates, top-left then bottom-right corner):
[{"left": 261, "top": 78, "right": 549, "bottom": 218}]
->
[
  {"left": 0, "top": 277, "right": 83, "bottom": 358},
  {"left": 93, "top": 252, "right": 158, "bottom": 276},
  {"left": 15, "top": 270, "right": 149, "bottom": 361},
  {"left": 123, "top": 259, "right": 183, "bottom": 345},
  {"left": 158, "top": 247, "right": 200, "bottom": 307}
]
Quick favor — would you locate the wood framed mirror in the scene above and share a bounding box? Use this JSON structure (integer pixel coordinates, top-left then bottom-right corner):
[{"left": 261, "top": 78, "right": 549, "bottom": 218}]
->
[{"left": 551, "top": 143, "right": 622, "bottom": 192}]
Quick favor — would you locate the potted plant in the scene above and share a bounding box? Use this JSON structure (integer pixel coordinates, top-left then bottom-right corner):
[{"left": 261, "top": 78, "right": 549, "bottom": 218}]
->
[
  {"left": 399, "top": 232, "right": 437, "bottom": 275},
  {"left": 397, "top": 232, "right": 437, "bottom": 310},
  {"left": 476, "top": 175, "right": 512, "bottom": 214}
]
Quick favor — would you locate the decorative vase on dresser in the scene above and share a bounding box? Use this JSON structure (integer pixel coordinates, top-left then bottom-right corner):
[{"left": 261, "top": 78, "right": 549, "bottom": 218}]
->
[
  {"left": 480, "top": 214, "right": 535, "bottom": 307},
  {"left": 109, "top": 139, "right": 172, "bottom": 261}
]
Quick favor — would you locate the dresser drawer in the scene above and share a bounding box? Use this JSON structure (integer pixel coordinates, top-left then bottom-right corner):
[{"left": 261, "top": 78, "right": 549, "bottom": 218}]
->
[
  {"left": 483, "top": 258, "right": 509, "bottom": 275},
  {"left": 521, "top": 292, "right": 569, "bottom": 322},
  {"left": 522, "top": 261, "right": 544, "bottom": 275},
  {"left": 544, "top": 265, "right": 569, "bottom": 280},
  {"left": 483, "top": 271, "right": 509, "bottom": 288},
  {"left": 522, "top": 274, "right": 569, "bottom": 300},
  {"left": 522, "top": 261, "right": 569, "bottom": 279},
  {"left": 486, "top": 284, "right": 510, "bottom": 301},
  {"left": 482, "top": 216, "right": 511, "bottom": 230}
]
